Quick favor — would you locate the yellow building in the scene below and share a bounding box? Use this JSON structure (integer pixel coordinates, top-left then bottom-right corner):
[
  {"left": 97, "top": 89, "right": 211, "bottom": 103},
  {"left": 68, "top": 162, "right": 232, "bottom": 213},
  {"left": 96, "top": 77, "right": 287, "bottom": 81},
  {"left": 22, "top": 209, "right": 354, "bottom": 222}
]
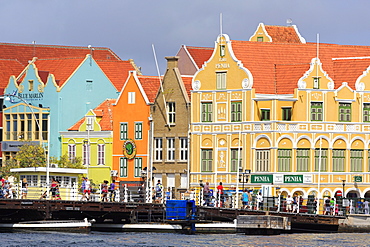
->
[
  {"left": 187, "top": 24, "right": 370, "bottom": 201},
  {"left": 60, "top": 99, "right": 114, "bottom": 185}
]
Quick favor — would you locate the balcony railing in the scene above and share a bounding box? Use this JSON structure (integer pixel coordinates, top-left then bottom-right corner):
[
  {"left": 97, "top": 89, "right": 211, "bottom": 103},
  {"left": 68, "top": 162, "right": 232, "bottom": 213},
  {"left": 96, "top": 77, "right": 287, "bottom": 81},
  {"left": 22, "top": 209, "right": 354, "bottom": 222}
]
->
[
  {"left": 192, "top": 121, "right": 370, "bottom": 133},
  {"left": 3, "top": 131, "right": 48, "bottom": 141}
]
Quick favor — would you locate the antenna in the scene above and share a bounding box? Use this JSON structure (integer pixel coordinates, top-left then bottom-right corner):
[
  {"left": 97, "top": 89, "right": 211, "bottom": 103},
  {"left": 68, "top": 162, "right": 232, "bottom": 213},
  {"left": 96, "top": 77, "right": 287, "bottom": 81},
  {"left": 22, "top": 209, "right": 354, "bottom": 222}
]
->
[
  {"left": 152, "top": 44, "right": 171, "bottom": 129},
  {"left": 88, "top": 45, "right": 94, "bottom": 66},
  {"left": 316, "top": 33, "right": 319, "bottom": 78},
  {"left": 32, "top": 41, "right": 36, "bottom": 57},
  {"left": 220, "top": 13, "right": 223, "bottom": 35},
  {"left": 286, "top": 18, "right": 293, "bottom": 26}
]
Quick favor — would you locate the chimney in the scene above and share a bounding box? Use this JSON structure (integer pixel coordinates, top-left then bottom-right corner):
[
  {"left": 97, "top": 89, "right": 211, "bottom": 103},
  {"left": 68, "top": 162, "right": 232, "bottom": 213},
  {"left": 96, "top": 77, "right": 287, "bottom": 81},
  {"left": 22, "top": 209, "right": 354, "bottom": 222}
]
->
[{"left": 165, "top": 56, "right": 179, "bottom": 69}]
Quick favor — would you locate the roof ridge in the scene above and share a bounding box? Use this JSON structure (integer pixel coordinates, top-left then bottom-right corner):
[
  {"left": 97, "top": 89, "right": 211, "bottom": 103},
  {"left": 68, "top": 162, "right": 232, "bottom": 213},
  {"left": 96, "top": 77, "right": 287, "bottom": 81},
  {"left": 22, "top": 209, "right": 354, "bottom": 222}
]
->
[
  {"left": 186, "top": 46, "right": 214, "bottom": 50},
  {"left": 265, "top": 25, "right": 294, "bottom": 28},
  {"left": 0, "top": 42, "right": 110, "bottom": 50},
  {"left": 37, "top": 57, "right": 86, "bottom": 61}
]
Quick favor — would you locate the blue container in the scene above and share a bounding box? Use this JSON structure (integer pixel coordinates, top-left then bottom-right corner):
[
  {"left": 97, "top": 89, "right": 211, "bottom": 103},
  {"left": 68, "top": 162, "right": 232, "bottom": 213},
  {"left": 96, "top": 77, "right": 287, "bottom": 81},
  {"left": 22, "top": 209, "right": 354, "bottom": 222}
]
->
[{"left": 166, "top": 200, "right": 196, "bottom": 220}]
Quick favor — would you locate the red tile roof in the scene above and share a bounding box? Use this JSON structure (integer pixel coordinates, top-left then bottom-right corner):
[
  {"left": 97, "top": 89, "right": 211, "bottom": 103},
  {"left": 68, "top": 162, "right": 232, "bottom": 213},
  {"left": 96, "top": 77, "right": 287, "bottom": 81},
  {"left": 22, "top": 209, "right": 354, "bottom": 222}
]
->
[
  {"left": 97, "top": 60, "right": 136, "bottom": 91},
  {"left": 0, "top": 59, "right": 24, "bottom": 94},
  {"left": 185, "top": 46, "right": 213, "bottom": 69},
  {"left": 138, "top": 75, "right": 161, "bottom": 103},
  {"left": 264, "top": 25, "right": 302, "bottom": 43},
  {"left": 0, "top": 42, "right": 138, "bottom": 91},
  {"left": 186, "top": 41, "right": 370, "bottom": 94},
  {"left": 332, "top": 58, "right": 370, "bottom": 89},
  {"left": 181, "top": 76, "right": 193, "bottom": 98},
  {"left": 34, "top": 58, "right": 85, "bottom": 87},
  {"left": 0, "top": 42, "right": 120, "bottom": 66},
  {"left": 232, "top": 41, "right": 370, "bottom": 94},
  {"left": 69, "top": 99, "right": 115, "bottom": 131}
]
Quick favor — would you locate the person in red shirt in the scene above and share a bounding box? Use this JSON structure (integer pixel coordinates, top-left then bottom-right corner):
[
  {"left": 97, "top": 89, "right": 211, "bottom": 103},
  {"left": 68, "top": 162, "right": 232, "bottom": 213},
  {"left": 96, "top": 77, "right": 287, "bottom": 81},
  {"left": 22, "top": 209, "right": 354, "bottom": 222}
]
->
[{"left": 216, "top": 182, "right": 224, "bottom": 207}]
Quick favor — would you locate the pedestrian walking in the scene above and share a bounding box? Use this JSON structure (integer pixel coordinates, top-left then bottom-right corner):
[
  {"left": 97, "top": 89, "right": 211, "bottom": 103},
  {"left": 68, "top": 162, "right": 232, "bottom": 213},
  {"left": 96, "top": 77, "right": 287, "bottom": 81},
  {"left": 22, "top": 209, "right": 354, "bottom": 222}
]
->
[
  {"left": 109, "top": 180, "right": 116, "bottom": 202},
  {"left": 101, "top": 180, "right": 108, "bottom": 202},
  {"left": 242, "top": 189, "right": 249, "bottom": 209},
  {"left": 203, "top": 181, "right": 210, "bottom": 206},
  {"left": 257, "top": 192, "right": 264, "bottom": 210},
  {"left": 155, "top": 180, "right": 163, "bottom": 203}
]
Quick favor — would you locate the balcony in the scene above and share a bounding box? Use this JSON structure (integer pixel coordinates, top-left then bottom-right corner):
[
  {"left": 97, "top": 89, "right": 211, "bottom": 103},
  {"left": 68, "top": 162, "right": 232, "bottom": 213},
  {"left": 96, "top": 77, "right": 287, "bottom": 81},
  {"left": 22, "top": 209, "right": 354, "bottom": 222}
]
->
[
  {"left": 192, "top": 121, "right": 370, "bottom": 134},
  {"left": 4, "top": 131, "right": 48, "bottom": 141}
]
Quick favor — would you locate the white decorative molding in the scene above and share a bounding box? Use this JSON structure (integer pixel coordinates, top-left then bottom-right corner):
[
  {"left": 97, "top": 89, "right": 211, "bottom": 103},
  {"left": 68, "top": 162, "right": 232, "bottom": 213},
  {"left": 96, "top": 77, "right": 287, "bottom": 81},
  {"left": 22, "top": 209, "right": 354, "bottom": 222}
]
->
[
  {"left": 355, "top": 65, "right": 370, "bottom": 91},
  {"left": 356, "top": 82, "right": 365, "bottom": 91},
  {"left": 192, "top": 80, "right": 201, "bottom": 90},
  {"left": 242, "top": 78, "right": 252, "bottom": 89},
  {"left": 231, "top": 92, "right": 242, "bottom": 99},
  {"left": 217, "top": 93, "right": 227, "bottom": 101},
  {"left": 298, "top": 80, "right": 306, "bottom": 89},
  {"left": 202, "top": 93, "right": 212, "bottom": 101},
  {"left": 327, "top": 81, "right": 334, "bottom": 90}
]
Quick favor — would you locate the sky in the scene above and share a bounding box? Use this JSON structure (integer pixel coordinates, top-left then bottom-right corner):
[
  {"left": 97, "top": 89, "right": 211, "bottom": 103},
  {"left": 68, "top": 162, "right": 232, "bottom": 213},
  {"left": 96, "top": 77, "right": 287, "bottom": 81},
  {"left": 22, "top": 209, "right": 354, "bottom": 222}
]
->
[{"left": 0, "top": 1, "right": 370, "bottom": 76}]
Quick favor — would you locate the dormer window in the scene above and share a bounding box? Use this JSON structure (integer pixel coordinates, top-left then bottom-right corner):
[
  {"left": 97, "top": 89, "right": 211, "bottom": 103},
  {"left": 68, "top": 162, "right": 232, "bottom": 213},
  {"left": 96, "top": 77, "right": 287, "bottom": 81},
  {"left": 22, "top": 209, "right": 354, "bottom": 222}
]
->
[
  {"left": 257, "top": 37, "right": 263, "bottom": 42},
  {"left": 220, "top": 45, "right": 226, "bottom": 57},
  {"left": 28, "top": 80, "right": 34, "bottom": 91},
  {"left": 128, "top": 92, "right": 135, "bottom": 104},
  {"left": 86, "top": 116, "right": 93, "bottom": 131},
  {"left": 313, "top": 77, "right": 320, "bottom": 89},
  {"left": 86, "top": 80, "right": 93, "bottom": 91}
]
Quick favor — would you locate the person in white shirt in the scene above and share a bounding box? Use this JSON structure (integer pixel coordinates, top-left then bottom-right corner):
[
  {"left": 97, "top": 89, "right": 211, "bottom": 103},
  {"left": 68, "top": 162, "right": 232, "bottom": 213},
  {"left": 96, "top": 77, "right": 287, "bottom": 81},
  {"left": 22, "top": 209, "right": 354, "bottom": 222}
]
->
[
  {"left": 286, "top": 195, "right": 293, "bottom": 212},
  {"left": 257, "top": 192, "right": 264, "bottom": 210}
]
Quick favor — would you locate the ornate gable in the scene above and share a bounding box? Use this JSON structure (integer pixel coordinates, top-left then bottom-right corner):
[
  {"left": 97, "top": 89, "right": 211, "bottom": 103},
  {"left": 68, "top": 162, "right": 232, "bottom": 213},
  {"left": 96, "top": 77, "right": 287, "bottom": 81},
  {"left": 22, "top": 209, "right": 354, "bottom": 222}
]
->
[
  {"left": 298, "top": 58, "right": 334, "bottom": 90},
  {"left": 249, "top": 23, "right": 272, "bottom": 42},
  {"left": 192, "top": 34, "right": 253, "bottom": 91},
  {"left": 355, "top": 65, "right": 370, "bottom": 91},
  {"left": 335, "top": 82, "right": 355, "bottom": 102}
]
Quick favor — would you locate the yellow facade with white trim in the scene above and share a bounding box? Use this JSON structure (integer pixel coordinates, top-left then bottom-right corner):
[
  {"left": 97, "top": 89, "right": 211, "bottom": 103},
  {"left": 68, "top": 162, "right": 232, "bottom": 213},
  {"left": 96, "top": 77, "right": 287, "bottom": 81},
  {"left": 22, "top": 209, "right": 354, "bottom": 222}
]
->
[{"left": 190, "top": 34, "right": 370, "bottom": 200}]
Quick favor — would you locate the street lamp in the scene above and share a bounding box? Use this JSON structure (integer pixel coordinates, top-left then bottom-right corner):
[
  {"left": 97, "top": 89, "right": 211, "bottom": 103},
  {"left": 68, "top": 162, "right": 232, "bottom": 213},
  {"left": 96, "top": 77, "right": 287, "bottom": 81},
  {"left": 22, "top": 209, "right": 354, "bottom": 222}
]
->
[
  {"left": 239, "top": 169, "right": 251, "bottom": 191},
  {"left": 342, "top": 180, "right": 346, "bottom": 198}
]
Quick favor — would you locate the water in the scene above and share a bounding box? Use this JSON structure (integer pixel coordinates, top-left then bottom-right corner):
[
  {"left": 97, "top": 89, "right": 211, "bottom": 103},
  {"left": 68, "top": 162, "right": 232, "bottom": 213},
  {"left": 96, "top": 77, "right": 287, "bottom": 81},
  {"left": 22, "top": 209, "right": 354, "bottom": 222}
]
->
[{"left": 0, "top": 231, "right": 369, "bottom": 247}]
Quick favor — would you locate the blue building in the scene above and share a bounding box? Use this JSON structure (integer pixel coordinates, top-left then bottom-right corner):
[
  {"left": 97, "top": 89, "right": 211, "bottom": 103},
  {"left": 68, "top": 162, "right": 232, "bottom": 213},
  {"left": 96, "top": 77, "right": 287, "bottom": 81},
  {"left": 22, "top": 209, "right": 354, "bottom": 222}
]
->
[{"left": 2, "top": 49, "right": 139, "bottom": 162}]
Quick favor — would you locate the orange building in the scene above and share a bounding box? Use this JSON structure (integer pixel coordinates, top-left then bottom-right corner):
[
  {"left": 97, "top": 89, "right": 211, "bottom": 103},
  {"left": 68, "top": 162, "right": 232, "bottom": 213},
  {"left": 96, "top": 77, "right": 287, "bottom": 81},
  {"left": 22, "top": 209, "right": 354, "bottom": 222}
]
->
[{"left": 112, "top": 71, "right": 160, "bottom": 197}]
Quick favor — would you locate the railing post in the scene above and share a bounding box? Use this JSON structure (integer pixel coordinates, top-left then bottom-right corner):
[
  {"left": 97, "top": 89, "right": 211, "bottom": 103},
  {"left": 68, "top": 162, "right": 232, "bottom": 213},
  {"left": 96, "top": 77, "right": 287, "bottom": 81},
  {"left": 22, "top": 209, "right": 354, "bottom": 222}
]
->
[{"left": 123, "top": 184, "right": 128, "bottom": 202}]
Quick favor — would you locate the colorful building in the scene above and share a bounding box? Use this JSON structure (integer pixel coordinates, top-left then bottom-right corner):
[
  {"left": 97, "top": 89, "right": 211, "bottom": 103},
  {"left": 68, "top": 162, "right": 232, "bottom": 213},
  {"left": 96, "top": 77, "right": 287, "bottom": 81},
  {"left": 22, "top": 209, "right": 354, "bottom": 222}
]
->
[
  {"left": 60, "top": 99, "right": 115, "bottom": 185},
  {"left": 151, "top": 56, "right": 192, "bottom": 198},
  {"left": 184, "top": 23, "right": 370, "bottom": 201},
  {"left": 2, "top": 47, "right": 139, "bottom": 165},
  {"left": 112, "top": 71, "right": 160, "bottom": 193},
  {"left": 0, "top": 43, "right": 129, "bottom": 166}
]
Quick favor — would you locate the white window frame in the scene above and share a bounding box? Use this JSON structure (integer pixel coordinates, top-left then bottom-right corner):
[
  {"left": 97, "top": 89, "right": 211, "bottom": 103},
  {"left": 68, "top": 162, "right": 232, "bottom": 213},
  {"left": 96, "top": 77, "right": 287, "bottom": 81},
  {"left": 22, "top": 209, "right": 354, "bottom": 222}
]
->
[
  {"left": 179, "top": 137, "right": 188, "bottom": 161},
  {"left": 216, "top": 72, "right": 226, "bottom": 90},
  {"left": 135, "top": 122, "right": 142, "bottom": 140},
  {"left": 98, "top": 144, "right": 105, "bottom": 165},
  {"left": 154, "top": 138, "right": 163, "bottom": 161},
  {"left": 134, "top": 157, "right": 142, "bottom": 177},
  {"left": 83, "top": 143, "right": 90, "bottom": 166},
  {"left": 68, "top": 144, "right": 76, "bottom": 162},
  {"left": 86, "top": 116, "right": 93, "bottom": 131},
  {"left": 120, "top": 157, "right": 127, "bottom": 177},
  {"left": 120, "top": 122, "right": 128, "bottom": 140},
  {"left": 128, "top": 92, "right": 135, "bottom": 104},
  {"left": 167, "top": 102, "right": 176, "bottom": 125},
  {"left": 167, "top": 138, "right": 175, "bottom": 161}
]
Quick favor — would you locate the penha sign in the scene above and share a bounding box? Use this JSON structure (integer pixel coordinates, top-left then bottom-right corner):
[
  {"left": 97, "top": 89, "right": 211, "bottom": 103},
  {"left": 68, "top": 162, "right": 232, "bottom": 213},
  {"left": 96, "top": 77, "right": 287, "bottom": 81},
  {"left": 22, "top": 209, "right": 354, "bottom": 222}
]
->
[
  {"left": 251, "top": 174, "right": 309, "bottom": 184},
  {"left": 251, "top": 175, "right": 273, "bottom": 183}
]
